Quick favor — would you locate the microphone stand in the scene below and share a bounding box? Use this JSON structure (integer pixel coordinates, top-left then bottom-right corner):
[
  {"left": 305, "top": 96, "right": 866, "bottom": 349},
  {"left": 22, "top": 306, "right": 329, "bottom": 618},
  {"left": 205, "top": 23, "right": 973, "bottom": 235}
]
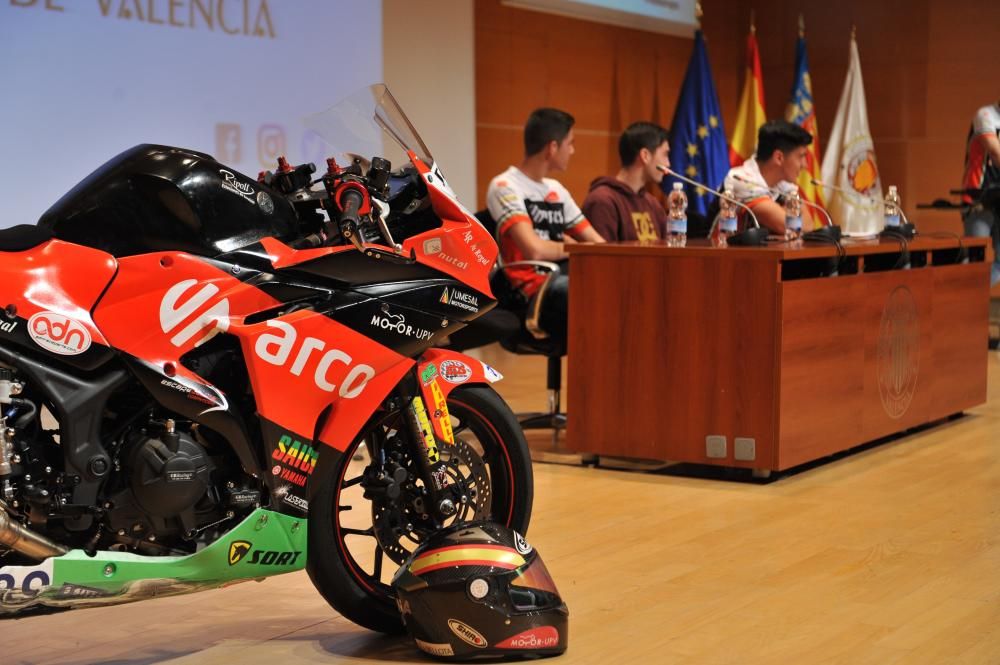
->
[
  {"left": 730, "top": 173, "right": 843, "bottom": 242},
  {"left": 811, "top": 178, "right": 911, "bottom": 240},
  {"left": 657, "top": 166, "right": 768, "bottom": 246}
]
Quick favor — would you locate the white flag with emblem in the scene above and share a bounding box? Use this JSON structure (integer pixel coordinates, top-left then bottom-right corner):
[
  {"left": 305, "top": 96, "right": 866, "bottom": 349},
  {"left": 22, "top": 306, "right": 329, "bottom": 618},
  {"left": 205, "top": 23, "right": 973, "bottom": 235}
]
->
[{"left": 820, "top": 34, "right": 883, "bottom": 237}]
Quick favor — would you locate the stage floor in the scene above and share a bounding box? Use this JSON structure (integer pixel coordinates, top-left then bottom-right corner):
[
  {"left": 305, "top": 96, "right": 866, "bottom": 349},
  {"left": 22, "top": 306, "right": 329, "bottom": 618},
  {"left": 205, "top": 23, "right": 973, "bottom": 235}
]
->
[{"left": 7, "top": 346, "right": 1000, "bottom": 664}]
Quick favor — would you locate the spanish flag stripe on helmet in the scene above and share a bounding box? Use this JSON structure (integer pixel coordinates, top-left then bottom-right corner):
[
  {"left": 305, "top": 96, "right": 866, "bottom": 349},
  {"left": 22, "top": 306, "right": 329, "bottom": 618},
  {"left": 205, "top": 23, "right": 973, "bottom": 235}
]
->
[{"left": 410, "top": 546, "right": 525, "bottom": 575}]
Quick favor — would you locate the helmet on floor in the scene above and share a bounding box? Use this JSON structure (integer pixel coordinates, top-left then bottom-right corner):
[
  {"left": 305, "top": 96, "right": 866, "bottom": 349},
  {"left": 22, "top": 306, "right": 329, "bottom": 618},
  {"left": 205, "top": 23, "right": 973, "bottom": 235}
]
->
[{"left": 391, "top": 520, "right": 568, "bottom": 659}]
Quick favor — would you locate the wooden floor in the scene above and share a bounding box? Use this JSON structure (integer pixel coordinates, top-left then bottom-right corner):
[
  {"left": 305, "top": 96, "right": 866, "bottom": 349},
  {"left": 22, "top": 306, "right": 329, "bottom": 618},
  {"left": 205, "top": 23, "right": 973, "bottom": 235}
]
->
[{"left": 7, "top": 346, "right": 1000, "bottom": 664}]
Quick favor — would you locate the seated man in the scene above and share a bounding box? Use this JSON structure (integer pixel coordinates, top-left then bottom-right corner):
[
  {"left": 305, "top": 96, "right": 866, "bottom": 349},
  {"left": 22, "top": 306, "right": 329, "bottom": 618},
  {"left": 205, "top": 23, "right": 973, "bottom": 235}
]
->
[
  {"left": 724, "top": 120, "right": 813, "bottom": 235},
  {"left": 582, "top": 121, "right": 671, "bottom": 241},
  {"left": 486, "top": 108, "right": 605, "bottom": 345},
  {"left": 961, "top": 100, "right": 1000, "bottom": 287}
]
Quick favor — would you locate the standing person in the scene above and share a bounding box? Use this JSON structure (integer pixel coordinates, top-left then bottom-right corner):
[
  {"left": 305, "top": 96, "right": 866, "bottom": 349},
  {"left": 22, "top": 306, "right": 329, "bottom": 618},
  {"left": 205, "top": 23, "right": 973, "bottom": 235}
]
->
[
  {"left": 724, "top": 120, "right": 812, "bottom": 236},
  {"left": 961, "top": 100, "right": 1000, "bottom": 287},
  {"left": 486, "top": 108, "right": 605, "bottom": 344},
  {"left": 582, "top": 122, "right": 671, "bottom": 242}
]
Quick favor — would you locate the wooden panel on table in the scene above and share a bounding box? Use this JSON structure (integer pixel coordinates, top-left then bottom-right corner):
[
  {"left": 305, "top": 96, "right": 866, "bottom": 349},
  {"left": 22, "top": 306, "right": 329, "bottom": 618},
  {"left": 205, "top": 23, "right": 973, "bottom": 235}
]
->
[
  {"left": 929, "top": 262, "right": 990, "bottom": 417},
  {"left": 860, "top": 269, "right": 936, "bottom": 443},
  {"left": 567, "top": 249, "right": 780, "bottom": 464},
  {"left": 776, "top": 275, "right": 867, "bottom": 470}
]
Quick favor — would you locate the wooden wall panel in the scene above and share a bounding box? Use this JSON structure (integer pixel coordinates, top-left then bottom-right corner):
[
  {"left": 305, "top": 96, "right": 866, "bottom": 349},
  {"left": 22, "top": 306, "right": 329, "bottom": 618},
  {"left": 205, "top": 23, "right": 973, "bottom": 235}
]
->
[{"left": 475, "top": 0, "right": 1000, "bottom": 292}]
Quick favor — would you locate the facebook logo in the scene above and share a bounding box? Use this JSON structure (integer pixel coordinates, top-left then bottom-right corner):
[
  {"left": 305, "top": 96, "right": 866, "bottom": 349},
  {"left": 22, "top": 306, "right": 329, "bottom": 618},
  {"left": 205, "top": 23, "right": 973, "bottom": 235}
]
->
[{"left": 215, "top": 123, "right": 242, "bottom": 163}]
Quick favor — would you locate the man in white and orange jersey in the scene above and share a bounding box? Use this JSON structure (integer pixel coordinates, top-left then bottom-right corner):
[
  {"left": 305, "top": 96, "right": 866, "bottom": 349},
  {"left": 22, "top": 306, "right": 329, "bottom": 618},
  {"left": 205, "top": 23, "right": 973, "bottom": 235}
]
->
[
  {"left": 961, "top": 101, "right": 1000, "bottom": 286},
  {"left": 723, "top": 120, "right": 813, "bottom": 236},
  {"left": 486, "top": 108, "right": 604, "bottom": 345}
]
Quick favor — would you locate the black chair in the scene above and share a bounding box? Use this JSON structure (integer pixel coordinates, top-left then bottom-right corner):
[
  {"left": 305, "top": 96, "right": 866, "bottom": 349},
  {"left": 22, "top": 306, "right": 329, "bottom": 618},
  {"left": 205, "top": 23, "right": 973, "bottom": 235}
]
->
[{"left": 445, "top": 210, "right": 568, "bottom": 441}]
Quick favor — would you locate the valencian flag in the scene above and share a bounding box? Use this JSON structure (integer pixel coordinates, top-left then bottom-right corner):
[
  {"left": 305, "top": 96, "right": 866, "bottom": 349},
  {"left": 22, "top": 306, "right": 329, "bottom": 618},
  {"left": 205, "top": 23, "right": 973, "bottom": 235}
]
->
[
  {"left": 729, "top": 21, "right": 766, "bottom": 167},
  {"left": 820, "top": 30, "right": 883, "bottom": 236},
  {"left": 785, "top": 15, "right": 825, "bottom": 217},
  {"left": 666, "top": 29, "right": 729, "bottom": 216}
]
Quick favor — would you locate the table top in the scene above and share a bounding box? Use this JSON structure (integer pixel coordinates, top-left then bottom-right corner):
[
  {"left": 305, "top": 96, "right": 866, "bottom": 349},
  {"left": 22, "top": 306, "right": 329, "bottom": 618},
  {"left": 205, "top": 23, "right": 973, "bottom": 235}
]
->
[{"left": 565, "top": 235, "right": 988, "bottom": 261}]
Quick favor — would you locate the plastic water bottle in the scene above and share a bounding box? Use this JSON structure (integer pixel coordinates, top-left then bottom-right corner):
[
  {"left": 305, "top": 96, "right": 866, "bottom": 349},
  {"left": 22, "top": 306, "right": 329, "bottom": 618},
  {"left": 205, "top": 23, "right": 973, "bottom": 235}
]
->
[
  {"left": 884, "top": 185, "right": 901, "bottom": 228},
  {"left": 667, "top": 182, "right": 688, "bottom": 247},
  {"left": 719, "top": 188, "right": 738, "bottom": 241},
  {"left": 785, "top": 191, "right": 803, "bottom": 237}
]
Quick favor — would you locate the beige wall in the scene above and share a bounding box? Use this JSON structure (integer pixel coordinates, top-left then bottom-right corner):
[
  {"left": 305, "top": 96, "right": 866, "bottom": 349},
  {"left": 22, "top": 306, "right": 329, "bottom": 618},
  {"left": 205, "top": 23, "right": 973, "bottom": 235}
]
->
[{"left": 383, "top": 0, "right": 477, "bottom": 207}]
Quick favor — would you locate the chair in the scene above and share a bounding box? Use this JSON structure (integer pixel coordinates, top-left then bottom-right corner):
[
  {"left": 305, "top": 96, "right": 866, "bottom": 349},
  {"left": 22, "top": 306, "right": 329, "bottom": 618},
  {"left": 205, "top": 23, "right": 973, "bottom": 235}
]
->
[{"left": 445, "top": 211, "right": 575, "bottom": 456}]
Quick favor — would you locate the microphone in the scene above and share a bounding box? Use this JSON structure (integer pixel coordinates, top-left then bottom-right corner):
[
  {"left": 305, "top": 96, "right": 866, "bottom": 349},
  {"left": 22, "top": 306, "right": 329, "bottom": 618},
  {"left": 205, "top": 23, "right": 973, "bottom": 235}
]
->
[
  {"left": 813, "top": 178, "right": 915, "bottom": 239},
  {"left": 656, "top": 166, "right": 767, "bottom": 246}
]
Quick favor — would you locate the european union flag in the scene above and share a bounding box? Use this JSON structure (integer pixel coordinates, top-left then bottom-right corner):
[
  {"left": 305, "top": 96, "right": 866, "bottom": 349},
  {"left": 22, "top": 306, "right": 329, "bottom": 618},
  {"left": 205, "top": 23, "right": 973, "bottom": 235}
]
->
[{"left": 665, "top": 30, "right": 729, "bottom": 216}]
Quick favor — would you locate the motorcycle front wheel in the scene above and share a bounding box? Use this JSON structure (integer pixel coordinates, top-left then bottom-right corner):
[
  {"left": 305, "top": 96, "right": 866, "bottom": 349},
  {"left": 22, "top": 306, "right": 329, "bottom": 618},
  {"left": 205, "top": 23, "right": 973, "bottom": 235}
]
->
[{"left": 307, "top": 384, "right": 533, "bottom": 633}]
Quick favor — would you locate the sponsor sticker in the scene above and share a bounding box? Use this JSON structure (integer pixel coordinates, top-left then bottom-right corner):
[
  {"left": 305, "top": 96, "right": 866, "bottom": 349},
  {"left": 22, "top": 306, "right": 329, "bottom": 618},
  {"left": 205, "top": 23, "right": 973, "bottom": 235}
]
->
[
  {"left": 448, "top": 619, "right": 488, "bottom": 648},
  {"left": 27, "top": 312, "right": 92, "bottom": 356},
  {"left": 282, "top": 493, "right": 309, "bottom": 512},
  {"left": 423, "top": 238, "right": 442, "bottom": 255},
  {"left": 369, "top": 311, "right": 432, "bottom": 341},
  {"left": 257, "top": 190, "right": 274, "bottom": 214},
  {"left": 513, "top": 531, "right": 532, "bottom": 555},
  {"left": 481, "top": 362, "right": 503, "bottom": 383},
  {"left": 219, "top": 169, "right": 256, "bottom": 204},
  {"left": 0, "top": 559, "right": 53, "bottom": 595},
  {"left": 439, "top": 287, "right": 480, "bottom": 313},
  {"left": 496, "top": 626, "right": 560, "bottom": 650},
  {"left": 439, "top": 360, "right": 472, "bottom": 384},
  {"left": 228, "top": 540, "right": 252, "bottom": 566},
  {"left": 415, "top": 639, "right": 455, "bottom": 657},
  {"left": 0, "top": 320, "right": 17, "bottom": 334},
  {"left": 429, "top": 379, "right": 454, "bottom": 444},
  {"left": 421, "top": 363, "right": 438, "bottom": 385}
]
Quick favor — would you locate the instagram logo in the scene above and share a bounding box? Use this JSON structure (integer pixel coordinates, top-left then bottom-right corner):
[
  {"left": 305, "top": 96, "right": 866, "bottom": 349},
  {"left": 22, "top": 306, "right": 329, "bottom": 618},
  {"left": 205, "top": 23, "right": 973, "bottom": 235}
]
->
[
  {"left": 215, "top": 123, "right": 242, "bottom": 162},
  {"left": 257, "top": 124, "right": 287, "bottom": 168}
]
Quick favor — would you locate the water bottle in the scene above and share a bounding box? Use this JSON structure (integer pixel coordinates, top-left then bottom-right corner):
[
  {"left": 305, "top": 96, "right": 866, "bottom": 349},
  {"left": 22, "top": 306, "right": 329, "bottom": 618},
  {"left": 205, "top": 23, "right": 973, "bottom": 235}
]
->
[
  {"left": 884, "top": 185, "right": 901, "bottom": 228},
  {"left": 667, "top": 182, "right": 688, "bottom": 247},
  {"left": 785, "top": 191, "right": 803, "bottom": 237},
  {"left": 719, "top": 188, "right": 738, "bottom": 241}
]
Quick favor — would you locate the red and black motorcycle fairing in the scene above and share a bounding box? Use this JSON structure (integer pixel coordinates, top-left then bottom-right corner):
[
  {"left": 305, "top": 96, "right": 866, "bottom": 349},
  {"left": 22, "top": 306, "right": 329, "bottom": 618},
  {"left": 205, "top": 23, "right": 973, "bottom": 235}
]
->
[{"left": 0, "top": 133, "right": 499, "bottom": 529}]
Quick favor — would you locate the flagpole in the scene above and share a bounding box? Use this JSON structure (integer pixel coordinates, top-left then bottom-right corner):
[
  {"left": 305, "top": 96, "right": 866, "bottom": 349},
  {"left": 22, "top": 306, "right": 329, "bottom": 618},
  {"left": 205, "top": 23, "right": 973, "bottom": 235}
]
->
[{"left": 798, "top": 13, "right": 804, "bottom": 38}]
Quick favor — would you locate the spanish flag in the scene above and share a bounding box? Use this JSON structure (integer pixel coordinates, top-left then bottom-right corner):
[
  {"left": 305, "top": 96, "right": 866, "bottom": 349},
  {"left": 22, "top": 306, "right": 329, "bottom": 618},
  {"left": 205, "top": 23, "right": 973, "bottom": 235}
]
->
[
  {"left": 785, "top": 16, "right": 825, "bottom": 214},
  {"left": 728, "top": 21, "right": 766, "bottom": 167}
]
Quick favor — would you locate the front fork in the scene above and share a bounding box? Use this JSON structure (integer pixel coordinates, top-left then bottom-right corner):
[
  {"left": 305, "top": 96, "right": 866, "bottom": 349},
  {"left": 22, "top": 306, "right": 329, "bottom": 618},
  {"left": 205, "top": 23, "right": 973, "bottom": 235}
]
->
[{"left": 398, "top": 370, "right": 458, "bottom": 525}]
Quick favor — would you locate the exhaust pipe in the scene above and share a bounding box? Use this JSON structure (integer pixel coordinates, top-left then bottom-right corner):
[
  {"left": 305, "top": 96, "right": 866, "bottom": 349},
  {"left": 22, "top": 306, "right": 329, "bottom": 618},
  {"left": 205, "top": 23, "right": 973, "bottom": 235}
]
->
[{"left": 0, "top": 506, "right": 69, "bottom": 560}]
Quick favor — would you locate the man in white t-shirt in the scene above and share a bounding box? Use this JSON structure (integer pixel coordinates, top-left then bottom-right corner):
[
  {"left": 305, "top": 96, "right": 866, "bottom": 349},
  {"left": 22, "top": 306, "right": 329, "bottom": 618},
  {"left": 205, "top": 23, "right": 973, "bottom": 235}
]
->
[
  {"left": 486, "top": 108, "right": 605, "bottom": 345},
  {"left": 961, "top": 101, "right": 1000, "bottom": 287},
  {"left": 723, "top": 120, "right": 813, "bottom": 236}
]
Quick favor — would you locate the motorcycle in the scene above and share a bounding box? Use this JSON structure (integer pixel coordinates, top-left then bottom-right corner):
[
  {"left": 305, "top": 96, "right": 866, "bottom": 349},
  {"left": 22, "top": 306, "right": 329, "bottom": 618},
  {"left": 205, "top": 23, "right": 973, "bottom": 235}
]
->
[{"left": 0, "top": 84, "right": 533, "bottom": 633}]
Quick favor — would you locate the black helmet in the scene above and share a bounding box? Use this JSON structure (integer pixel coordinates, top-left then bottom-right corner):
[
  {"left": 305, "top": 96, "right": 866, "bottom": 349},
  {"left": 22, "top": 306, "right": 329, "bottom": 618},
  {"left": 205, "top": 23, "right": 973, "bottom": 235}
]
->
[{"left": 392, "top": 521, "right": 568, "bottom": 659}]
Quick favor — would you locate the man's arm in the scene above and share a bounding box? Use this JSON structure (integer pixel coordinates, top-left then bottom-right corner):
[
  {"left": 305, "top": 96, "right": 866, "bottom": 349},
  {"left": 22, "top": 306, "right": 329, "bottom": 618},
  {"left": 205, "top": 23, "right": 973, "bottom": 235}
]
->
[
  {"left": 504, "top": 223, "right": 569, "bottom": 261},
  {"left": 581, "top": 196, "right": 620, "bottom": 241},
  {"left": 747, "top": 199, "right": 786, "bottom": 235},
  {"left": 978, "top": 132, "right": 1000, "bottom": 168},
  {"left": 573, "top": 223, "right": 607, "bottom": 243}
]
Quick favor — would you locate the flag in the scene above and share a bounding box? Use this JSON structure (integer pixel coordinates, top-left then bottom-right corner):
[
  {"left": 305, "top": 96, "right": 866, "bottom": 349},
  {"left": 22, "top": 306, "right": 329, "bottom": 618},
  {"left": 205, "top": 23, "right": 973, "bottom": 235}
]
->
[
  {"left": 820, "top": 32, "right": 883, "bottom": 236},
  {"left": 665, "top": 29, "right": 729, "bottom": 217},
  {"left": 785, "top": 17, "right": 824, "bottom": 218},
  {"left": 729, "top": 23, "right": 766, "bottom": 167}
]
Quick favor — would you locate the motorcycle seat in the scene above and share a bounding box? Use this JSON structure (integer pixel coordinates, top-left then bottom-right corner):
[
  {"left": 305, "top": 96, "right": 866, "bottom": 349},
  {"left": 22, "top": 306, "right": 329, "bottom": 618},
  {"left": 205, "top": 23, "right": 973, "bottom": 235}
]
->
[{"left": 0, "top": 225, "right": 53, "bottom": 251}]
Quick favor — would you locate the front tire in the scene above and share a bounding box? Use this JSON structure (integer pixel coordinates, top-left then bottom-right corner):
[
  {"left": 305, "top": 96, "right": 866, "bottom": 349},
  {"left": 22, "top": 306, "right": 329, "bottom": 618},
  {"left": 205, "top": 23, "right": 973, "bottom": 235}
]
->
[{"left": 307, "top": 384, "right": 533, "bottom": 633}]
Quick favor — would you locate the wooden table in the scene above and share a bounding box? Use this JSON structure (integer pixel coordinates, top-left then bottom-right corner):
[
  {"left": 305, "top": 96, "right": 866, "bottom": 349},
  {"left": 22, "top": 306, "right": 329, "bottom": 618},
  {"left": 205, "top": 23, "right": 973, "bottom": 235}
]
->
[{"left": 565, "top": 236, "right": 990, "bottom": 474}]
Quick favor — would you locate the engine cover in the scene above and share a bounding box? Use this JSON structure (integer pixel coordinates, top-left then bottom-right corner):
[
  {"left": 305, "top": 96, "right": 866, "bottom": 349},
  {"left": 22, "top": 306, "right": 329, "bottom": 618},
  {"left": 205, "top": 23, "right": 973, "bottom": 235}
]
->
[{"left": 130, "top": 430, "right": 212, "bottom": 517}]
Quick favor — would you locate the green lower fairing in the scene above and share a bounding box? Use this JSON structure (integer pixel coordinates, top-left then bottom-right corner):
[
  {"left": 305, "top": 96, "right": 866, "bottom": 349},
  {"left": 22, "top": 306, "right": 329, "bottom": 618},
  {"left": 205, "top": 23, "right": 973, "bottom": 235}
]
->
[{"left": 0, "top": 509, "right": 307, "bottom": 616}]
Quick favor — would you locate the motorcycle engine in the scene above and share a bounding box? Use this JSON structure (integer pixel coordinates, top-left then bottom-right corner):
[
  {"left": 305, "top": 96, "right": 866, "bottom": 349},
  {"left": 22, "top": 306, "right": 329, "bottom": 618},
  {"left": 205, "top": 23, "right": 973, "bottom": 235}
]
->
[{"left": 104, "top": 422, "right": 216, "bottom": 547}]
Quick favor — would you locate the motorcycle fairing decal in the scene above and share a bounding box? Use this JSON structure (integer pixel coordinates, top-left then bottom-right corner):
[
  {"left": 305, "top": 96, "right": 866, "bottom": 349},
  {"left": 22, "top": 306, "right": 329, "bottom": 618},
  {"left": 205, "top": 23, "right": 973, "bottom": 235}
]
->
[
  {"left": 0, "top": 509, "right": 305, "bottom": 616},
  {"left": 234, "top": 308, "right": 413, "bottom": 452},
  {"left": 405, "top": 154, "right": 497, "bottom": 299},
  {"left": 0, "top": 239, "right": 117, "bottom": 349},
  {"left": 94, "top": 252, "right": 283, "bottom": 404},
  {"left": 258, "top": 236, "right": 355, "bottom": 270},
  {"left": 416, "top": 349, "right": 498, "bottom": 444}
]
